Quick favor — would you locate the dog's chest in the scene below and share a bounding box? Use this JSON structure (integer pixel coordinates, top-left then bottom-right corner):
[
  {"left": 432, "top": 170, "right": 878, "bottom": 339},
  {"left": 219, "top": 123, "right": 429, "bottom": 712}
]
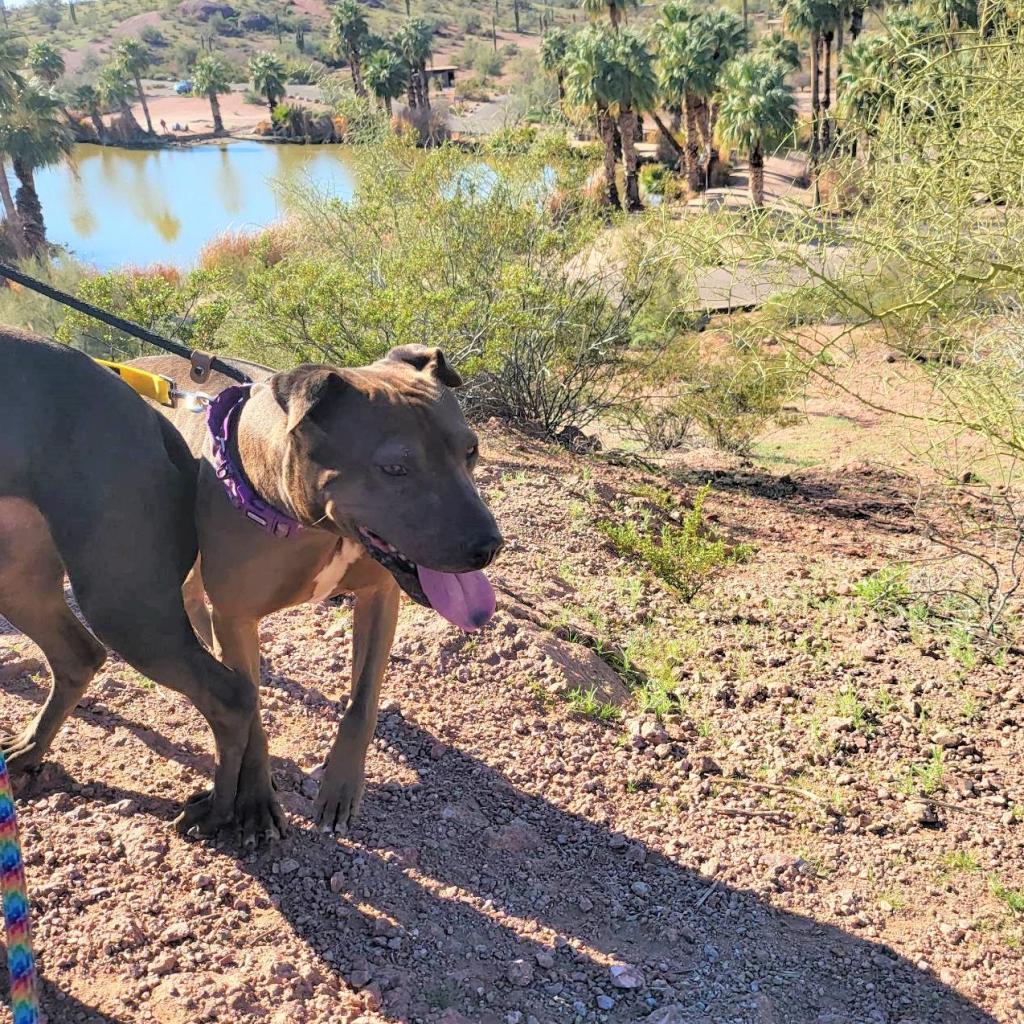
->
[{"left": 309, "top": 539, "right": 362, "bottom": 601}]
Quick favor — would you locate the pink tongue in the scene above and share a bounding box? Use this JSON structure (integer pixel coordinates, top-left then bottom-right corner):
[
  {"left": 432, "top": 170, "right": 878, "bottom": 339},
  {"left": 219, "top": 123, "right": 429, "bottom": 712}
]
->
[{"left": 417, "top": 567, "right": 496, "bottom": 632}]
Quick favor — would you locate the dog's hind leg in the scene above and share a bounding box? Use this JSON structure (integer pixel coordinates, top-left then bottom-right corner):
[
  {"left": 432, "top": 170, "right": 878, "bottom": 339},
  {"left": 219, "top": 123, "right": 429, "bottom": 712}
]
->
[
  {"left": 0, "top": 499, "right": 107, "bottom": 770},
  {"left": 208, "top": 611, "right": 286, "bottom": 844},
  {"left": 182, "top": 559, "right": 214, "bottom": 651}
]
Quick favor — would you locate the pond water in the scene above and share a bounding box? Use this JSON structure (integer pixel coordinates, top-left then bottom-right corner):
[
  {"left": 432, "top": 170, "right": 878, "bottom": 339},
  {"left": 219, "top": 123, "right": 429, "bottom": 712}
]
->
[{"left": 29, "top": 142, "right": 359, "bottom": 270}]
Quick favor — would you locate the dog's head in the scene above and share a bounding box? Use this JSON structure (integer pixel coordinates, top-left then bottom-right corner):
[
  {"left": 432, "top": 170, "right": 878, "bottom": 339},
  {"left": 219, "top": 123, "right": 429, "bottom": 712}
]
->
[{"left": 269, "top": 346, "right": 503, "bottom": 631}]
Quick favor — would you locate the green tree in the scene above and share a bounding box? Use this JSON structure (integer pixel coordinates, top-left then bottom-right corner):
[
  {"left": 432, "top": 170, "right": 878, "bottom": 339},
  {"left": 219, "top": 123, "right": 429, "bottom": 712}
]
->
[
  {"left": 581, "top": 0, "right": 638, "bottom": 30},
  {"left": 26, "top": 41, "right": 64, "bottom": 85},
  {"left": 755, "top": 28, "right": 801, "bottom": 71},
  {"left": 248, "top": 51, "right": 287, "bottom": 115},
  {"left": 395, "top": 19, "right": 432, "bottom": 110},
  {"left": 98, "top": 60, "right": 143, "bottom": 136},
  {"left": 191, "top": 54, "right": 232, "bottom": 134},
  {"left": 0, "top": 81, "right": 73, "bottom": 250},
  {"left": 605, "top": 29, "right": 656, "bottom": 211},
  {"left": 782, "top": 0, "right": 832, "bottom": 165},
  {"left": 539, "top": 27, "right": 570, "bottom": 104},
  {"left": 331, "top": 0, "right": 369, "bottom": 98},
  {"left": 835, "top": 33, "right": 891, "bottom": 156},
  {"left": 72, "top": 82, "right": 106, "bottom": 142},
  {"left": 115, "top": 38, "right": 153, "bottom": 134},
  {"left": 363, "top": 48, "right": 408, "bottom": 115},
  {"left": 715, "top": 55, "right": 795, "bottom": 207},
  {"left": 565, "top": 26, "right": 621, "bottom": 208},
  {"left": 697, "top": 9, "right": 745, "bottom": 183},
  {"left": 0, "top": 34, "right": 26, "bottom": 242}
]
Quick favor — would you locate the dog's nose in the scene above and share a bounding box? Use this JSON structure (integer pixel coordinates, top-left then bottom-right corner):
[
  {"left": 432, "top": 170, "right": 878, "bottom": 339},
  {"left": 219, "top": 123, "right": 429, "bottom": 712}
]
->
[{"left": 467, "top": 530, "right": 504, "bottom": 570}]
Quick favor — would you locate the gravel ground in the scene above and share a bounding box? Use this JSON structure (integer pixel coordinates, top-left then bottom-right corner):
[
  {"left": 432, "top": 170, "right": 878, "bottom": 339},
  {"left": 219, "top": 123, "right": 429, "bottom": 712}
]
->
[{"left": 1, "top": 422, "right": 1022, "bottom": 1024}]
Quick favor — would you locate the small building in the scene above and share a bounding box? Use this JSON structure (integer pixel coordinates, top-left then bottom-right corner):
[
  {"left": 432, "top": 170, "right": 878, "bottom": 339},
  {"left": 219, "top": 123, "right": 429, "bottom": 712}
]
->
[{"left": 426, "top": 65, "right": 458, "bottom": 89}]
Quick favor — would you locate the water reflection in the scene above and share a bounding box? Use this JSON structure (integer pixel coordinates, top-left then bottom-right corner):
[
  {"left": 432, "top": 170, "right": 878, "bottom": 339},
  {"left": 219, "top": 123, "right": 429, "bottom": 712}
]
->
[{"left": 30, "top": 142, "right": 359, "bottom": 269}]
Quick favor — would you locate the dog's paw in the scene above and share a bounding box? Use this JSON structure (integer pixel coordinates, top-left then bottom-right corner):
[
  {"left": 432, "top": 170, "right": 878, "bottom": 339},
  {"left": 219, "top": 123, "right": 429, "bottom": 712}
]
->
[
  {"left": 2, "top": 727, "right": 47, "bottom": 772},
  {"left": 173, "top": 789, "right": 234, "bottom": 839},
  {"left": 314, "top": 769, "right": 365, "bottom": 835},
  {"left": 237, "top": 787, "right": 288, "bottom": 848}
]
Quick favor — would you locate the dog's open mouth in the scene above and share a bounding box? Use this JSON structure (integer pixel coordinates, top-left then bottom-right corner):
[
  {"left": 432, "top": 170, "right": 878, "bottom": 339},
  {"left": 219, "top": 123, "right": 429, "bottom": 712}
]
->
[{"left": 357, "top": 527, "right": 496, "bottom": 632}]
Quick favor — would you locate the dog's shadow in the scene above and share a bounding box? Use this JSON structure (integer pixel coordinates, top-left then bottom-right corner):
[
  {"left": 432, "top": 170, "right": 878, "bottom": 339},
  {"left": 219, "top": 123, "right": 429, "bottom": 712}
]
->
[{"left": 25, "top": 719, "right": 994, "bottom": 1024}]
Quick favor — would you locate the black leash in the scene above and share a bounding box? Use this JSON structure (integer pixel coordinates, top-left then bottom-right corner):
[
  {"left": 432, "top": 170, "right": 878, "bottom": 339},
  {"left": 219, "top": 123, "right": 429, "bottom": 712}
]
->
[{"left": 0, "top": 262, "right": 251, "bottom": 385}]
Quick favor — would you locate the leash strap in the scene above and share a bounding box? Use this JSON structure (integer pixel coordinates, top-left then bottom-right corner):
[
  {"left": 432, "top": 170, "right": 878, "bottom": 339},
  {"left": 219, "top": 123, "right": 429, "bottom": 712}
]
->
[
  {"left": 0, "top": 262, "right": 251, "bottom": 386},
  {"left": 0, "top": 750, "right": 39, "bottom": 1024}
]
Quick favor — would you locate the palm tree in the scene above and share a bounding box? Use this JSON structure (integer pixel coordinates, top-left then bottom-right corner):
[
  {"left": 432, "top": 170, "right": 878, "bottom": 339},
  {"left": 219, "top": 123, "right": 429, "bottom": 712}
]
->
[
  {"left": 115, "top": 38, "right": 153, "bottom": 134},
  {"left": 565, "top": 26, "right": 620, "bottom": 208},
  {"left": 657, "top": 19, "right": 716, "bottom": 192},
  {"left": 835, "top": 34, "right": 890, "bottom": 156},
  {"left": 363, "top": 48, "right": 408, "bottom": 116},
  {"left": 0, "top": 33, "right": 23, "bottom": 240},
  {"left": 605, "top": 29, "right": 656, "bottom": 211},
  {"left": 782, "top": 0, "right": 826, "bottom": 169},
  {"left": 0, "top": 82, "right": 73, "bottom": 251},
  {"left": 715, "top": 55, "right": 795, "bottom": 208},
  {"left": 98, "top": 61, "right": 143, "bottom": 136},
  {"left": 72, "top": 82, "right": 106, "bottom": 142},
  {"left": 539, "top": 27, "right": 570, "bottom": 105},
  {"left": 816, "top": 0, "right": 841, "bottom": 152},
  {"left": 755, "top": 28, "right": 801, "bottom": 71},
  {"left": 698, "top": 9, "right": 745, "bottom": 184},
  {"left": 581, "top": 0, "right": 638, "bottom": 30},
  {"left": 191, "top": 54, "right": 231, "bottom": 134},
  {"left": 395, "top": 19, "right": 432, "bottom": 110},
  {"left": 248, "top": 51, "right": 287, "bottom": 116},
  {"left": 26, "top": 41, "right": 65, "bottom": 85},
  {"left": 331, "top": 0, "right": 369, "bottom": 98}
]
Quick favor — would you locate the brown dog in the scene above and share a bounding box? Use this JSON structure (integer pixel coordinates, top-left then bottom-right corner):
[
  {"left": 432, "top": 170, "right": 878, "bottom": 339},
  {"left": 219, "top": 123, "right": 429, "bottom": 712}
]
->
[
  {"left": 0, "top": 329, "right": 280, "bottom": 842},
  {"left": 132, "top": 346, "right": 503, "bottom": 832}
]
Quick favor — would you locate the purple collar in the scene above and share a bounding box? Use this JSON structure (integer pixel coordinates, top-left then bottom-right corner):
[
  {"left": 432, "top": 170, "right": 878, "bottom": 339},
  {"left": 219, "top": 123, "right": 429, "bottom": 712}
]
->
[{"left": 207, "top": 384, "right": 302, "bottom": 539}]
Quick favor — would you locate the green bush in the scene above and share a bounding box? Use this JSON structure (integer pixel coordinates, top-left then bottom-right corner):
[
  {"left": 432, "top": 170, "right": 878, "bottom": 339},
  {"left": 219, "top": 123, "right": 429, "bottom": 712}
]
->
[{"left": 598, "top": 484, "right": 751, "bottom": 600}]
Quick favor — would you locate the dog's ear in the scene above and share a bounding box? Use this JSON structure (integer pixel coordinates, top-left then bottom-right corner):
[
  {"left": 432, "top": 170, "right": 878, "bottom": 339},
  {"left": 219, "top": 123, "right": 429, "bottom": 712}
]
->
[
  {"left": 270, "top": 364, "right": 349, "bottom": 433},
  {"left": 386, "top": 345, "right": 463, "bottom": 388}
]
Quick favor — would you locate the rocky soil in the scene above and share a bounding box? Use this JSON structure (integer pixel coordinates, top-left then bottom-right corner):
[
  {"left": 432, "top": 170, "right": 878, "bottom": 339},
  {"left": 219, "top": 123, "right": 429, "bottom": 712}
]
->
[{"left": 2, "top": 422, "right": 1023, "bottom": 1024}]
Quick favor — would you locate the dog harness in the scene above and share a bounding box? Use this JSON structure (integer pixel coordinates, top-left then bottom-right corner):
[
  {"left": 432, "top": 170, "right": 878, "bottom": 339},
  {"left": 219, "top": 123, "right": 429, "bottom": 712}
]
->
[
  {"left": 207, "top": 385, "right": 303, "bottom": 539},
  {"left": 0, "top": 749, "right": 39, "bottom": 1024}
]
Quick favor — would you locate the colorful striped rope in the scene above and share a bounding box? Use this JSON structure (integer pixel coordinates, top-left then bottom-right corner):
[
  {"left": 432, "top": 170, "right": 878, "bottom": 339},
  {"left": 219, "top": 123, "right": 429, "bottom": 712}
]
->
[{"left": 0, "top": 749, "right": 39, "bottom": 1024}]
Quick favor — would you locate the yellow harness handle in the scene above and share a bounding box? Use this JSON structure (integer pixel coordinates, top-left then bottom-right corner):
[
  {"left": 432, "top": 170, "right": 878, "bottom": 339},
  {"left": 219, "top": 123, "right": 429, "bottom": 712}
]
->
[{"left": 94, "top": 359, "right": 175, "bottom": 408}]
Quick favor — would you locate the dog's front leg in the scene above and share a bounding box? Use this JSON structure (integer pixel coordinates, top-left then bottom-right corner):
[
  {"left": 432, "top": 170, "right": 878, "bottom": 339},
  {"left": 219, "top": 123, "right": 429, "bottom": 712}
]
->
[{"left": 315, "top": 577, "right": 400, "bottom": 833}]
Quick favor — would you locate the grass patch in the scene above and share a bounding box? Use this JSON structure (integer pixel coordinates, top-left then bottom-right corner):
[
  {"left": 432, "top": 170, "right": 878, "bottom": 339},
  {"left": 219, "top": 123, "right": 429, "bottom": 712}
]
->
[
  {"left": 597, "top": 484, "right": 751, "bottom": 601},
  {"left": 564, "top": 686, "right": 622, "bottom": 723},
  {"left": 989, "top": 877, "right": 1024, "bottom": 914},
  {"left": 899, "top": 746, "right": 945, "bottom": 796}
]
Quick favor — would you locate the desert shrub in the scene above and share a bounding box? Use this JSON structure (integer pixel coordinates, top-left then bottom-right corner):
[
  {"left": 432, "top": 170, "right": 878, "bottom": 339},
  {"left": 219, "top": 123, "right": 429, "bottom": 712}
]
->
[
  {"left": 392, "top": 104, "right": 451, "bottom": 147},
  {"left": 459, "top": 11, "right": 482, "bottom": 34},
  {"left": 616, "top": 401, "right": 694, "bottom": 452},
  {"left": 140, "top": 25, "right": 167, "bottom": 46},
  {"left": 460, "top": 38, "right": 503, "bottom": 78},
  {"left": 598, "top": 485, "right": 751, "bottom": 600},
  {"left": 197, "top": 228, "right": 291, "bottom": 275},
  {"left": 320, "top": 76, "right": 391, "bottom": 143},
  {"left": 454, "top": 75, "right": 494, "bottom": 102},
  {"left": 55, "top": 270, "right": 230, "bottom": 360},
  {"left": 484, "top": 123, "right": 537, "bottom": 157}
]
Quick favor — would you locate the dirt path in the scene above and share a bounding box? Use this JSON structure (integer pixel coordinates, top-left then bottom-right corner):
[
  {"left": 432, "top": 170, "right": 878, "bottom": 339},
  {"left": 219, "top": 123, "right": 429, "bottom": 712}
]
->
[{"left": 1, "top": 413, "right": 1022, "bottom": 1024}]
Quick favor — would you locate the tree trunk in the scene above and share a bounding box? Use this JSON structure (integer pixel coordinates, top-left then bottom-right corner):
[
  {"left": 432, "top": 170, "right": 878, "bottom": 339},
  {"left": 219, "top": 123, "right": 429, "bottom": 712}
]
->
[
  {"left": 209, "top": 90, "right": 224, "bottom": 133},
  {"left": 652, "top": 109, "right": 684, "bottom": 166},
  {"left": 12, "top": 159, "right": 44, "bottom": 252},
  {"left": 267, "top": 97, "right": 276, "bottom": 116},
  {"left": 809, "top": 29, "right": 821, "bottom": 170},
  {"left": 385, "top": 95, "right": 393, "bottom": 116},
  {"left": 821, "top": 30, "right": 833, "bottom": 153},
  {"left": 514, "top": 0, "right": 520, "bottom": 32},
  {"left": 0, "top": 158, "right": 22, "bottom": 255},
  {"left": 89, "top": 110, "right": 106, "bottom": 143},
  {"left": 120, "top": 100, "right": 143, "bottom": 136},
  {"left": 749, "top": 143, "right": 764, "bottom": 208},
  {"left": 420, "top": 67, "right": 431, "bottom": 109},
  {"left": 556, "top": 71, "right": 564, "bottom": 105},
  {"left": 742, "top": 0, "right": 748, "bottom": 35},
  {"left": 850, "top": 4, "right": 863, "bottom": 40},
  {"left": 684, "top": 90, "right": 700, "bottom": 193},
  {"left": 134, "top": 72, "right": 154, "bottom": 134},
  {"left": 619, "top": 108, "right": 642, "bottom": 212},
  {"left": 609, "top": 5, "right": 620, "bottom": 30},
  {"left": 406, "top": 76, "right": 418, "bottom": 110},
  {"left": 598, "top": 108, "right": 621, "bottom": 208},
  {"left": 348, "top": 45, "right": 367, "bottom": 98},
  {"left": 704, "top": 99, "right": 721, "bottom": 186}
]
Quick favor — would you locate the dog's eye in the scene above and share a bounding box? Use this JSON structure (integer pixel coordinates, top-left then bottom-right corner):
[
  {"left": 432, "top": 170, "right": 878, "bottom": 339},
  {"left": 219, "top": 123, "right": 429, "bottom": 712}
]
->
[
  {"left": 380, "top": 464, "right": 407, "bottom": 477},
  {"left": 466, "top": 444, "right": 479, "bottom": 462}
]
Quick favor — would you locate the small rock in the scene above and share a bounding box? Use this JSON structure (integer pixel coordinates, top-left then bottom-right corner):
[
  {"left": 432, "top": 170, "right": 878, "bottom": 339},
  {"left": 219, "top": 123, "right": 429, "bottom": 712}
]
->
[
  {"left": 609, "top": 963, "right": 644, "bottom": 989},
  {"left": 506, "top": 959, "right": 534, "bottom": 987},
  {"left": 630, "top": 881, "right": 650, "bottom": 898},
  {"left": 159, "top": 923, "right": 193, "bottom": 946},
  {"left": 277, "top": 858, "right": 300, "bottom": 875},
  {"left": 694, "top": 755, "right": 722, "bottom": 777},
  {"left": 535, "top": 952, "right": 555, "bottom": 969},
  {"left": 151, "top": 954, "right": 178, "bottom": 976},
  {"left": 329, "top": 871, "right": 346, "bottom": 893},
  {"left": 596, "top": 994, "right": 615, "bottom": 1010},
  {"left": 905, "top": 800, "right": 939, "bottom": 825},
  {"left": 932, "top": 729, "right": 960, "bottom": 749}
]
